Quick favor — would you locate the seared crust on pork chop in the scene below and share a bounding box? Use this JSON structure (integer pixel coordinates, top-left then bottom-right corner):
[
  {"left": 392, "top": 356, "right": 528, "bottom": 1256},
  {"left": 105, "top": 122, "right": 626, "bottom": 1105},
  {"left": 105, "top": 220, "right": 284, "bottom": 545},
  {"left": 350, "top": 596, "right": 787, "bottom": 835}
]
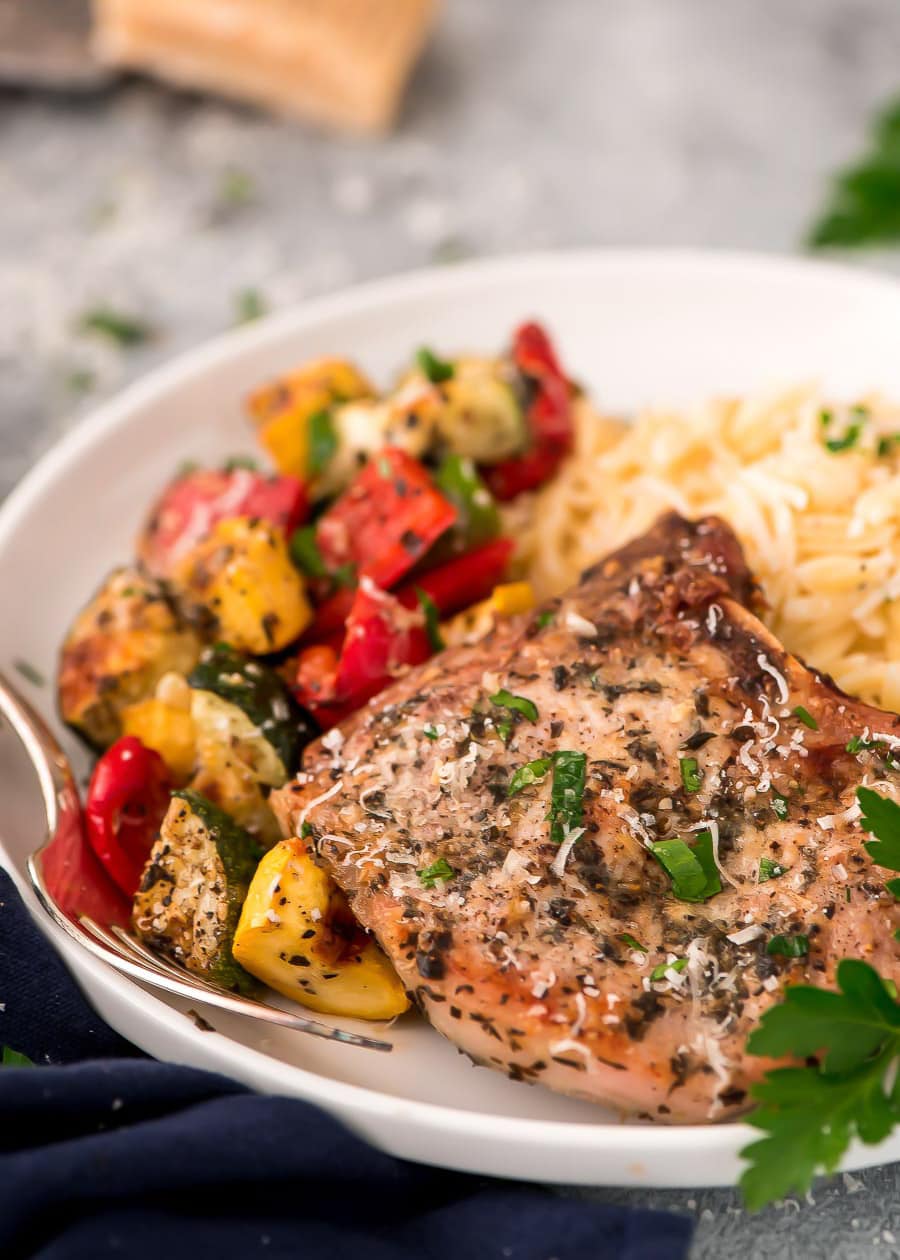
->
[{"left": 273, "top": 512, "right": 900, "bottom": 1122}]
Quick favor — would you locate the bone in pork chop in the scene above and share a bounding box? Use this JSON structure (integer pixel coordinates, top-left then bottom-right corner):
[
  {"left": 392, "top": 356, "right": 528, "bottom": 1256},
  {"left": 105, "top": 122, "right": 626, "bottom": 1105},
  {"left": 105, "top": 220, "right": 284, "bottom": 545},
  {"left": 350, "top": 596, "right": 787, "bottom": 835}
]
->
[{"left": 273, "top": 512, "right": 900, "bottom": 1122}]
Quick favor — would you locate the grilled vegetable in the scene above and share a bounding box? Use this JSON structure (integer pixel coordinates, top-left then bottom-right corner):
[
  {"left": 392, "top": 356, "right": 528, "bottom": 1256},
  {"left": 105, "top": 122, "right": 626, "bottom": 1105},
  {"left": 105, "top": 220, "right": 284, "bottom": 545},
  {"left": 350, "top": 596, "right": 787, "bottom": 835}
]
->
[
  {"left": 482, "top": 322, "right": 574, "bottom": 501},
  {"left": 171, "top": 517, "right": 312, "bottom": 654},
  {"left": 133, "top": 789, "right": 259, "bottom": 993},
  {"left": 188, "top": 643, "right": 314, "bottom": 777},
  {"left": 138, "top": 466, "right": 307, "bottom": 580},
  {"left": 86, "top": 736, "right": 172, "bottom": 897},
  {"left": 120, "top": 672, "right": 196, "bottom": 784},
  {"left": 431, "top": 454, "right": 501, "bottom": 554},
  {"left": 442, "top": 581, "right": 536, "bottom": 646},
  {"left": 246, "top": 357, "right": 373, "bottom": 483},
  {"left": 315, "top": 448, "right": 457, "bottom": 591},
  {"left": 434, "top": 356, "right": 527, "bottom": 464},
  {"left": 58, "top": 567, "right": 202, "bottom": 748},
  {"left": 233, "top": 837, "right": 409, "bottom": 1019}
]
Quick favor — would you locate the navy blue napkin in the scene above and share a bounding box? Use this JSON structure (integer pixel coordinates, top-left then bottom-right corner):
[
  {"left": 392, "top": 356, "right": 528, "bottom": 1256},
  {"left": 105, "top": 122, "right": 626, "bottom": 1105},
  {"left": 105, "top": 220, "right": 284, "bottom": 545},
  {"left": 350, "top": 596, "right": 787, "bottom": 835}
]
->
[{"left": 0, "top": 869, "right": 692, "bottom": 1260}]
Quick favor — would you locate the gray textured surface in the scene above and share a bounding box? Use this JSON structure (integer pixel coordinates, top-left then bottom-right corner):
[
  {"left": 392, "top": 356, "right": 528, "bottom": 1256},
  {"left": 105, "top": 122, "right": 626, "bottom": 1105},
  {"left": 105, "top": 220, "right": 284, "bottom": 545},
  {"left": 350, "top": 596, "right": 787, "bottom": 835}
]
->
[{"left": 4, "top": 1, "right": 900, "bottom": 1254}]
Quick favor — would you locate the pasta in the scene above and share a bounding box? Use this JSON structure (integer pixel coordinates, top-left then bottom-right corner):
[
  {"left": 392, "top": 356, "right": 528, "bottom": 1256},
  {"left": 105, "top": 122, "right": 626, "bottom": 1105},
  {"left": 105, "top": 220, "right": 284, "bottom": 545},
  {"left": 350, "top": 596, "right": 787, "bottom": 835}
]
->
[{"left": 511, "top": 387, "right": 900, "bottom": 712}]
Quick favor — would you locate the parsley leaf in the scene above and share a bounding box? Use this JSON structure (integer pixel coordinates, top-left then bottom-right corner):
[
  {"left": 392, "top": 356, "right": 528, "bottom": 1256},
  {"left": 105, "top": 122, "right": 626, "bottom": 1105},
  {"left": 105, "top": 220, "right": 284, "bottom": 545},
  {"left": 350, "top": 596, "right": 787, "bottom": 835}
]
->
[
  {"left": 793, "top": 705, "right": 818, "bottom": 731},
  {"left": 651, "top": 832, "right": 721, "bottom": 902},
  {"left": 79, "top": 307, "right": 152, "bottom": 347},
  {"left": 415, "top": 587, "right": 445, "bottom": 653},
  {"left": 771, "top": 793, "right": 789, "bottom": 820},
  {"left": 679, "top": 756, "right": 703, "bottom": 793},
  {"left": 651, "top": 958, "right": 687, "bottom": 982},
  {"left": 490, "top": 689, "right": 539, "bottom": 723},
  {"left": 418, "top": 857, "right": 455, "bottom": 888},
  {"left": 809, "top": 97, "right": 900, "bottom": 248},
  {"left": 416, "top": 346, "right": 455, "bottom": 384},
  {"left": 857, "top": 786, "right": 900, "bottom": 873},
  {"left": 235, "top": 288, "right": 267, "bottom": 324},
  {"left": 509, "top": 757, "right": 552, "bottom": 797},
  {"left": 423, "top": 724, "right": 440, "bottom": 741},
  {"left": 740, "top": 959, "right": 900, "bottom": 1209},
  {"left": 548, "top": 750, "right": 587, "bottom": 844},
  {"left": 767, "top": 934, "right": 809, "bottom": 958},
  {"left": 758, "top": 857, "right": 787, "bottom": 884},
  {"left": 308, "top": 410, "right": 338, "bottom": 476},
  {"left": 1, "top": 1046, "right": 33, "bottom": 1067},
  {"left": 619, "top": 933, "right": 646, "bottom": 954}
]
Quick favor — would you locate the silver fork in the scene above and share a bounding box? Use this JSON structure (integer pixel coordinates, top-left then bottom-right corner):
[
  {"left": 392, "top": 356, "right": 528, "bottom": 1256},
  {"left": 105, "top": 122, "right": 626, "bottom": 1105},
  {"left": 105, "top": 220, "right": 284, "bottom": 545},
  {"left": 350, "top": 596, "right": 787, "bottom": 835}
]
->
[{"left": 0, "top": 670, "right": 392, "bottom": 1053}]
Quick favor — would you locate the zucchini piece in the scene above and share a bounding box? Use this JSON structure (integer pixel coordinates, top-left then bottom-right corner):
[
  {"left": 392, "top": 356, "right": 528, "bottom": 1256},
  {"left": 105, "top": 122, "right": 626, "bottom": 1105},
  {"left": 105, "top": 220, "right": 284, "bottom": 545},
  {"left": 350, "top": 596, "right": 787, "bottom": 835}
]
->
[
  {"left": 435, "top": 358, "right": 528, "bottom": 464},
  {"left": 132, "top": 789, "right": 259, "bottom": 993},
  {"left": 188, "top": 643, "right": 315, "bottom": 776}
]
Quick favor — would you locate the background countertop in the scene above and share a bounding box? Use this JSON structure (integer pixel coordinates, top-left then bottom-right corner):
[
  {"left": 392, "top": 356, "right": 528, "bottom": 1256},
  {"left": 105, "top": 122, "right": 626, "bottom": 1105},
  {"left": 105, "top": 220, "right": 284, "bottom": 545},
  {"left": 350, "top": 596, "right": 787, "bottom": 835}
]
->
[{"left": 4, "top": 1, "right": 900, "bottom": 1255}]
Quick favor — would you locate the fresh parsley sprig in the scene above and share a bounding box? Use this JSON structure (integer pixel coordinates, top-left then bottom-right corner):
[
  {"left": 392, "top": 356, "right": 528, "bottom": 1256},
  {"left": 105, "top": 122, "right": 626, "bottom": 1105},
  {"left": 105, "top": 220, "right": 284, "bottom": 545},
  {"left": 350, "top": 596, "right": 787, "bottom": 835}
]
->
[{"left": 740, "top": 960, "right": 900, "bottom": 1209}]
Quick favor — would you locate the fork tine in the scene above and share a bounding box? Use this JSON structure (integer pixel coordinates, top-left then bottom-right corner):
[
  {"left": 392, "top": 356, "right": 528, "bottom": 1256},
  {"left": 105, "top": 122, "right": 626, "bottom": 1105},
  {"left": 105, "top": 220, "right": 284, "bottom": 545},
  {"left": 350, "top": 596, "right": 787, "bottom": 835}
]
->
[
  {"left": 73, "top": 914, "right": 393, "bottom": 1051},
  {"left": 0, "top": 667, "right": 394, "bottom": 1055}
]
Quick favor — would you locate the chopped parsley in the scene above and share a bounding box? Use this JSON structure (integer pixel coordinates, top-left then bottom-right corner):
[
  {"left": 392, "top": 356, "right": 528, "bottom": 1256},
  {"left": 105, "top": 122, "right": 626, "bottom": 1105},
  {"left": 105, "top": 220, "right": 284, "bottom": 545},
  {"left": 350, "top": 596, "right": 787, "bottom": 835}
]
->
[
  {"left": 490, "top": 689, "right": 539, "bottom": 723},
  {"left": 415, "top": 587, "right": 445, "bottom": 652},
  {"left": 771, "top": 793, "right": 789, "bottom": 820},
  {"left": 651, "top": 958, "right": 688, "bottom": 982},
  {"left": 679, "top": 756, "right": 703, "bottom": 794},
  {"left": 758, "top": 857, "right": 787, "bottom": 884},
  {"left": 820, "top": 408, "right": 866, "bottom": 453},
  {"left": 2, "top": 1046, "right": 33, "bottom": 1067},
  {"left": 13, "top": 659, "right": 45, "bottom": 687},
  {"left": 418, "top": 857, "right": 455, "bottom": 888},
  {"left": 219, "top": 166, "right": 256, "bottom": 207},
  {"left": 792, "top": 705, "right": 818, "bottom": 730},
  {"left": 650, "top": 833, "right": 721, "bottom": 902},
  {"left": 536, "top": 609, "right": 555, "bottom": 628},
  {"left": 847, "top": 735, "right": 884, "bottom": 755},
  {"left": 79, "top": 306, "right": 152, "bottom": 347},
  {"left": 235, "top": 288, "right": 267, "bottom": 324},
  {"left": 766, "top": 934, "right": 809, "bottom": 958},
  {"left": 416, "top": 346, "right": 455, "bottom": 384},
  {"left": 223, "top": 454, "right": 258, "bottom": 472},
  {"left": 495, "top": 719, "right": 513, "bottom": 742},
  {"left": 308, "top": 410, "right": 338, "bottom": 476},
  {"left": 509, "top": 757, "right": 552, "bottom": 796},
  {"left": 878, "top": 434, "right": 900, "bottom": 458},
  {"left": 740, "top": 959, "right": 900, "bottom": 1209},
  {"left": 423, "top": 724, "right": 440, "bottom": 741},
  {"left": 619, "top": 933, "right": 646, "bottom": 954},
  {"left": 290, "top": 526, "right": 328, "bottom": 579},
  {"left": 548, "top": 750, "right": 587, "bottom": 844},
  {"left": 300, "top": 821, "right": 313, "bottom": 839}
]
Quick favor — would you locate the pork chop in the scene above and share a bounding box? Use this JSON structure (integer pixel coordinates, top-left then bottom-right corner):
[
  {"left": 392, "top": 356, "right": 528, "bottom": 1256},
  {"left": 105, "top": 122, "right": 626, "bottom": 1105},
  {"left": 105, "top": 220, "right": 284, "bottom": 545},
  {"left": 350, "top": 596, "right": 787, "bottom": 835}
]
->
[{"left": 273, "top": 512, "right": 900, "bottom": 1122}]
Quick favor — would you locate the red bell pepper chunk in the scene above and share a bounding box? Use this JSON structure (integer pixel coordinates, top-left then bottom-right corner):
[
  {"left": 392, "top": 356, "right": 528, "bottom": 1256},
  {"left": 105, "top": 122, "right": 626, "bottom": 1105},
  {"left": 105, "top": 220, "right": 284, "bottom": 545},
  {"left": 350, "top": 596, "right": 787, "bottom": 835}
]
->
[
  {"left": 304, "top": 537, "right": 515, "bottom": 646},
  {"left": 294, "top": 538, "right": 515, "bottom": 727},
  {"left": 315, "top": 448, "right": 457, "bottom": 591},
  {"left": 483, "top": 322, "right": 574, "bottom": 501},
  {"left": 140, "top": 466, "right": 308, "bottom": 578},
  {"left": 401, "top": 537, "right": 514, "bottom": 619},
  {"left": 85, "top": 736, "right": 172, "bottom": 899},
  {"left": 41, "top": 777, "right": 132, "bottom": 928}
]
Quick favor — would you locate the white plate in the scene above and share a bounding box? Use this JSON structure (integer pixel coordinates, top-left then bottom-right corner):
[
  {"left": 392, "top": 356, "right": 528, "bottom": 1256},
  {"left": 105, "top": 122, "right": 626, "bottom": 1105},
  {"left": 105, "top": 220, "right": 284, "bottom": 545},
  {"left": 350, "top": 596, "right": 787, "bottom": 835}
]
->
[{"left": 3, "top": 250, "right": 900, "bottom": 1189}]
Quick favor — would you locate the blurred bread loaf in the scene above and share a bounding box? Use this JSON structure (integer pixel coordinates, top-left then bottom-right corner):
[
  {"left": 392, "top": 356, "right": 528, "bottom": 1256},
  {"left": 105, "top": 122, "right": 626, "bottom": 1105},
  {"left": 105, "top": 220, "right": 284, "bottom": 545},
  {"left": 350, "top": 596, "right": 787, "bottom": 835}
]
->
[{"left": 92, "top": 0, "right": 438, "bottom": 132}]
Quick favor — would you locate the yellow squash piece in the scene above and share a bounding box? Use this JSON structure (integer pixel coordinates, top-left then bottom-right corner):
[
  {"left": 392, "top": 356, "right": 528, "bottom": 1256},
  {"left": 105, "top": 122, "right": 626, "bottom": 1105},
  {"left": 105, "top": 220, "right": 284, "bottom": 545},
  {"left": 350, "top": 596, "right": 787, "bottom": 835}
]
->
[
  {"left": 246, "top": 357, "right": 372, "bottom": 479},
  {"left": 172, "top": 516, "right": 311, "bottom": 654},
  {"left": 121, "top": 695, "right": 196, "bottom": 785},
  {"left": 234, "top": 838, "right": 410, "bottom": 1020},
  {"left": 442, "top": 581, "right": 536, "bottom": 647}
]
